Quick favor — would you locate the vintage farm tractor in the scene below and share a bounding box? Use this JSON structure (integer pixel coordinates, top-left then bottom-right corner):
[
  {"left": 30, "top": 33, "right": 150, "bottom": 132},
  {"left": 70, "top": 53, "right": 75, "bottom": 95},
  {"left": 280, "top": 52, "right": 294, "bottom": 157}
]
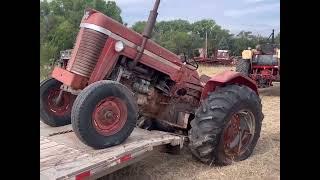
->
[
  {"left": 236, "top": 30, "right": 280, "bottom": 88},
  {"left": 194, "top": 49, "right": 236, "bottom": 65},
  {"left": 40, "top": 0, "right": 263, "bottom": 165},
  {"left": 194, "top": 35, "right": 236, "bottom": 66}
]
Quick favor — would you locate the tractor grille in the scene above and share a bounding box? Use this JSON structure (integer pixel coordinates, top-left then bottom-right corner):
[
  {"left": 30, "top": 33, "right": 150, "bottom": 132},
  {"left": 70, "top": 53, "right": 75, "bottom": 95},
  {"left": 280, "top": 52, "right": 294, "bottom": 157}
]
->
[{"left": 69, "top": 28, "right": 108, "bottom": 77}]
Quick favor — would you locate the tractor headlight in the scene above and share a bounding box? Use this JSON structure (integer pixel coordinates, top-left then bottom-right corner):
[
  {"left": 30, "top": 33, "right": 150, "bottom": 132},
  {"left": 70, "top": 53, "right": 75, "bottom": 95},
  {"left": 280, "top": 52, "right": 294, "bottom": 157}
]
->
[{"left": 115, "top": 41, "right": 125, "bottom": 52}]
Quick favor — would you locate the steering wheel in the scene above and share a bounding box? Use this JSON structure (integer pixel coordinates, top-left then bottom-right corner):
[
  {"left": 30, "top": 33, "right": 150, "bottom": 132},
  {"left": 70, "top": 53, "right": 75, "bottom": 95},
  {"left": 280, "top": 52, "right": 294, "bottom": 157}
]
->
[
  {"left": 186, "top": 58, "right": 199, "bottom": 69},
  {"left": 182, "top": 53, "right": 199, "bottom": 69}
]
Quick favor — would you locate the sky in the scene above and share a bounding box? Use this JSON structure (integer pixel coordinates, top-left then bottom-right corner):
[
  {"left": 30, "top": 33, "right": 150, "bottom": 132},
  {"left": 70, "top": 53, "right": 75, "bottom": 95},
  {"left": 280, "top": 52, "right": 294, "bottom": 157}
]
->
[{"left": 112, "top": 0, "right": 280, "bottom": 36}]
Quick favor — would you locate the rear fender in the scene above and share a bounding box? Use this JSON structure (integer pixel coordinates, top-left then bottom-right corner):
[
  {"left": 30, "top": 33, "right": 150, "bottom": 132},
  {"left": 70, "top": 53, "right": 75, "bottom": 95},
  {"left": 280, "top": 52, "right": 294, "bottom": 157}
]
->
[{"left": 201, "top": 71, "right": 258, "bottom": 100}]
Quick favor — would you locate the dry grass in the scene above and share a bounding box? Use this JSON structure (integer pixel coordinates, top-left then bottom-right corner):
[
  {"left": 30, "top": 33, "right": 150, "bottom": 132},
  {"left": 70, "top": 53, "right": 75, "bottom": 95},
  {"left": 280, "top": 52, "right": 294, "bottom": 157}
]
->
[
  {"left": 197, "top": 65, "right": 235, "bottom": 76},
  {"left": 100, "top": 66, "right": 280, "bottom": 180}
]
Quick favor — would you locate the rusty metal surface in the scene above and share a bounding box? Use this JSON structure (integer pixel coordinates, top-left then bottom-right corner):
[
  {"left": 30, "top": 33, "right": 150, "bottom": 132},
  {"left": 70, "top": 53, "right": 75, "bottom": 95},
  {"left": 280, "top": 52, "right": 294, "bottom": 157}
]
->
[
  {"left": 51, "top": 67, "right": 88, "bottom": 89},
  {"left": 120, "top": 76, "right": 197, "bottom": 129}
]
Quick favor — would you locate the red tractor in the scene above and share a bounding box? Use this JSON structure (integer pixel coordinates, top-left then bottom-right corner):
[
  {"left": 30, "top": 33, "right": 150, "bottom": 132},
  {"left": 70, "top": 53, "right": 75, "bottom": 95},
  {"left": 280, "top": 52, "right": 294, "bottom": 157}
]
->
[
  {"left": 193, "top": 35, "right": 236, "bottom": 66},
  {"left": 194, "top": 49, "right": 236, "bottom": 65},
  {"left": 40, "top": 0, "right": 263, "bottom": 165},
  {"left": 236, "top": 31, "right": 280, "bottom": 88}
]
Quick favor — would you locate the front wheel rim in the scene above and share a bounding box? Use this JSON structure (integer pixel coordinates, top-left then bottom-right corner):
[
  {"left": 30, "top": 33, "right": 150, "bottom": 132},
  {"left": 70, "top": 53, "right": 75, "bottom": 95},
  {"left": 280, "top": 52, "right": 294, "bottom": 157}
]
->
[
  {"left": 46, "top": 88, "right": 72, "bottom": 116},
  {"left": 92, "top": 96, "right": 128, "bottom": 136}
]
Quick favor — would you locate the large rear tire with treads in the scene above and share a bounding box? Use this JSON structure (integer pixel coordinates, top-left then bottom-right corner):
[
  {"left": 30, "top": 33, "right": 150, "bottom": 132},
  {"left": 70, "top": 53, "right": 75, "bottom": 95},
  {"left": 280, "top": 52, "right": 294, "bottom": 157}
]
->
[{"left": 188, "top": 84, "right": 263, "bottom": 165}]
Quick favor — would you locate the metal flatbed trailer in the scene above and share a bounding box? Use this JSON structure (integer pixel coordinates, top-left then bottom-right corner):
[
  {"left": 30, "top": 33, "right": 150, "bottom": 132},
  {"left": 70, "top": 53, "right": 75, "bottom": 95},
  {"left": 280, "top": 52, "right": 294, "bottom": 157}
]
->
[{"left": 40, "top": 121, "right": 184, "bottom": 180}]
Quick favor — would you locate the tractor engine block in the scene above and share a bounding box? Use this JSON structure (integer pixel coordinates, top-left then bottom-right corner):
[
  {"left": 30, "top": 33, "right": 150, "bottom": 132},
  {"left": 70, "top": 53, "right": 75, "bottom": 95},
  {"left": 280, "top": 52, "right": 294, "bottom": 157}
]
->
[
  {"left": 131, "top": 78, "right": 159, "bottom": 108},
  {"left": 133, "top": 79, "right": 151, "bottom": 94},
  {"left": 124, "top": 75, "right": 196, "bottom": 130}
]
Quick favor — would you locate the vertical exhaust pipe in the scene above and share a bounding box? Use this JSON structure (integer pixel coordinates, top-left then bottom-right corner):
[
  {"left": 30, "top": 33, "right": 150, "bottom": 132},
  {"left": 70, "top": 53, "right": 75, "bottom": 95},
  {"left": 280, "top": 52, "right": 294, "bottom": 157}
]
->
[
  {"left": 130, "top": 0, "right": 161, "bottom": 69},
  {"left": 271, "top": 29, "right": 275, "bottom": 44}
]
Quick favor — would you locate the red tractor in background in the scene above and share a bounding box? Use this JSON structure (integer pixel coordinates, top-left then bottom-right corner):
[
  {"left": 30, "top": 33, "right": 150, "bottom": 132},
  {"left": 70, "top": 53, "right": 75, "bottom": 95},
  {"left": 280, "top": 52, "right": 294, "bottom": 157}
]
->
[
  {"left": 194, "top": 48, "right": 236, "bottom": 65},
  {"left": 193, "top": 34, "right": 236, "bottom": 65},
  {"left": 236, "top": 30, "right": 280, "bottom": 88},
  {"left": 40, "top": 0, "right": 263, "bottom": 166}
]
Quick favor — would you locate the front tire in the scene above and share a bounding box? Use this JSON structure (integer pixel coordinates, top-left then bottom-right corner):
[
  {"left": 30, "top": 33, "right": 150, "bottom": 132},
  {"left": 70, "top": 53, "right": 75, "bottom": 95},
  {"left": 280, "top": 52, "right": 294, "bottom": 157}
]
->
[
  {"left": 71, "top": 80, "right": 138, "bottom": 149},
  {"left": 40, "top": 78, "right": 75, "bottom": 127},
  {"left": 188, "top": 85, "right": 263, "bottom": 165}
]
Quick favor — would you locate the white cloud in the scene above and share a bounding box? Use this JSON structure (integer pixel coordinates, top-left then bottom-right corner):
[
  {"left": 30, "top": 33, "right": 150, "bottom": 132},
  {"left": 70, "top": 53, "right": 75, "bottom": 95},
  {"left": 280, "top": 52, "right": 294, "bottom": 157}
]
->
[{"left": 224, "top": 2, "right": 279, "bottom": 17}]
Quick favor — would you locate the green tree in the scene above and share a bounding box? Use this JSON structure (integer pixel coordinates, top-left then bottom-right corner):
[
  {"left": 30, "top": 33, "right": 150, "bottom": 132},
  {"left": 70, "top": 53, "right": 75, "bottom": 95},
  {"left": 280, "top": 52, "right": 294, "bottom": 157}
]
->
[
  {"left": 231, "top": 31, "right": 257, "bottom": 55},
  {"left": 93, "top": 0, "right": 123, "bottom": 23},
  {"left": 130, "top": 18, "right": 272, "bottom": 57},
  {"left": 156, "top": 20, "right": 192, "bottom": 33},
  {"left": 132, "top": 21, "right": 147, "bottom": 34},
  {"left": 40, "top": 0, "right": 123, "bottom": 66},
  {"left": 192, "top": 19, "right": 217, "bottom": 38},
  {"left": 172, "top": 31, "right": 192, "bottom": 54},
  {"left": 49, "top": 20, "right": 76, "bottom": 50}
]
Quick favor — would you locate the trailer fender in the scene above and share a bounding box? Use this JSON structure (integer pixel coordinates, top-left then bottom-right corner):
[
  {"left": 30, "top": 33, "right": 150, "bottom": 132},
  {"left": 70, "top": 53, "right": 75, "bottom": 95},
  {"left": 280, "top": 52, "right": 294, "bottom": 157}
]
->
[{"left": 201, "top": 71, "right": 258, "bottom": 100}]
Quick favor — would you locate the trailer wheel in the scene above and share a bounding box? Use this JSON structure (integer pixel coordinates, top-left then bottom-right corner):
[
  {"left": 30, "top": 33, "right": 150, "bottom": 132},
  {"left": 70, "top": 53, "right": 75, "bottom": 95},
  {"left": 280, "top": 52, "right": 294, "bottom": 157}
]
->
[
  {"left": 188, "top": 85, "right": 263, "bottom": 165},
  {"left": 71, "top": 80, "right": 138, "bottom": 149},
  {"left": 235, "top": 59, "right": 250, "bottom": 76},
  {"left": 40, "top": 78, "right": 75, "bottom": 127}
]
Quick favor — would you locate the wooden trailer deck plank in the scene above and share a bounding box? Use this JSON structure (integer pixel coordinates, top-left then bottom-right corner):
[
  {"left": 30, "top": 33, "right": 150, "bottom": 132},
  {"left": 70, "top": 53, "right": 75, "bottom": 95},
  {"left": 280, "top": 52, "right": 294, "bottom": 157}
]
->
[{"left": 40, "top": 121, "right": 183, "bottom": 180}]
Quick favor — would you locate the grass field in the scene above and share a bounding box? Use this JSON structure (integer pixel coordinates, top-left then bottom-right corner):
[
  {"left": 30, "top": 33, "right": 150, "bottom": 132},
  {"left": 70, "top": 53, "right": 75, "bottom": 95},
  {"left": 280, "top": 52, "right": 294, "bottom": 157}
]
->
[{"left": 197, "top": 65, "right": 235, "bottom": 76}]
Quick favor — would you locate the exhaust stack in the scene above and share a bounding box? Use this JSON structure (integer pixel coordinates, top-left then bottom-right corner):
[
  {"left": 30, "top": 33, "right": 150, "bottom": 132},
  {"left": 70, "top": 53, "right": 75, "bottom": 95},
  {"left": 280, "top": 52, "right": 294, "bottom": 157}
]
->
[{"left": 130, "top": 0, "right": 161, "bottom": 69}]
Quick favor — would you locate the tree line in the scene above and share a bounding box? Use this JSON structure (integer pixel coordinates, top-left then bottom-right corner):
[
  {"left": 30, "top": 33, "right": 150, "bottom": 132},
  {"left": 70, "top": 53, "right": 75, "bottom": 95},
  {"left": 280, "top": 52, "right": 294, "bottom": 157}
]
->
[{"left": 40, "top": 0, "right": 280, "bottom": 66}]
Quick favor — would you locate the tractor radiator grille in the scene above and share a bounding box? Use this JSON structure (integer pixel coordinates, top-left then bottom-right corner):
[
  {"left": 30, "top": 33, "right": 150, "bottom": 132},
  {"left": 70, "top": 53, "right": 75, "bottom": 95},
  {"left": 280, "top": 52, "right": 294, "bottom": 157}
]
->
[{"left": 69, "top": 28, "right": 108, "bottom": 77}]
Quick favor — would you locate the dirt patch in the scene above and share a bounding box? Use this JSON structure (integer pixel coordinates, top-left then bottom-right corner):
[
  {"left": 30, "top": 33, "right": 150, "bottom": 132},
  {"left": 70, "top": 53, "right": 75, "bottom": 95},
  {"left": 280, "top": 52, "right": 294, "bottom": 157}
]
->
[{"left": 259, "top": 82, "right": 280, "bottom": 97}]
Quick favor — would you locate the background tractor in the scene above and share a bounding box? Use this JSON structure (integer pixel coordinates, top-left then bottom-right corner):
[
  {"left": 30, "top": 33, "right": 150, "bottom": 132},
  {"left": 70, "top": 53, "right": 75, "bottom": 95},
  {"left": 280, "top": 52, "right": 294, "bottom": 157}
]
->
[
  {"left": 194, "top": 48, "right": 236, "bottom": 65},
  {"left": 193, "top": 34, "right": 236, "bottom": 66},
  {"left": 40, "top": 0, "right": 263, "bottom": 166},
  {"left": 236, "top": 30, "right": 280, "bottom": 88}
]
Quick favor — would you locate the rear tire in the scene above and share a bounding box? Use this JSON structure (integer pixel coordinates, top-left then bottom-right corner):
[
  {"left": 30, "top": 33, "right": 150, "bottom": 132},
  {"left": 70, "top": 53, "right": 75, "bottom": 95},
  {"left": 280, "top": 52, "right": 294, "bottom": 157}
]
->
[
  {"left": 40, "top": 78, "right": 75, "bottom": 127},
  {"left": 235, "top": 59, "right": 250, "bottom": 76},
  {"left": 71, "top": 80, "right": 138, "bottom": 149},
  {"left": 188, "top": 85, "right": 263, "bottom": 165}
]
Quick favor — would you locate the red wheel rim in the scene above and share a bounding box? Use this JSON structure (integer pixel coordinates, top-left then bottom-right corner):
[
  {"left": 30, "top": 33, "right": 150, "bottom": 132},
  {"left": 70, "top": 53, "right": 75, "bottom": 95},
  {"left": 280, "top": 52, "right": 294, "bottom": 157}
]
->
[
  {"left": 222, "top": 110, "right": 256, "bottom": 160},
  {"left": 46, "top": 88, "right": 73, "bottom": 116},
  {"left": 92, "top": 96, "right": 128, "bottom": 136}
]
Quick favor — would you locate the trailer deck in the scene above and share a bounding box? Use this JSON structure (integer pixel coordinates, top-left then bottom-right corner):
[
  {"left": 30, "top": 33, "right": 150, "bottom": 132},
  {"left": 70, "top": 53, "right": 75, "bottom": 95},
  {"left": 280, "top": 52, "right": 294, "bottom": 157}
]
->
[{"left": 40, "top": 121, "right": 184, "bottom": 180}]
